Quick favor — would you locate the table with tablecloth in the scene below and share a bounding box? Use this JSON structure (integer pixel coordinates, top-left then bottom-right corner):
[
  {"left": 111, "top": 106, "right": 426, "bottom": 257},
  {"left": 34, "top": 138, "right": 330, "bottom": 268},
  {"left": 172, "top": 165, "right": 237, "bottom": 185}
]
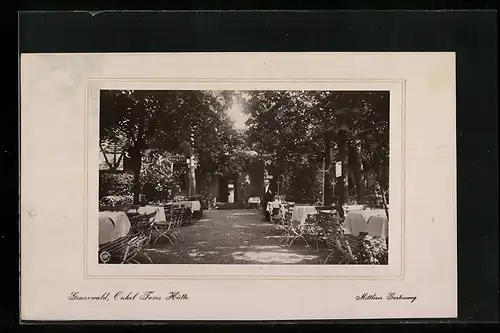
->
[
  {"left": 248, "top": 197, "right": 261, "bottom": 205},
  {"left": 291, "top": 206, "right": 319, "bottom": 224},
  {"left": 343, "top": 209, "right": 388, "bottom": 240},
  {"left": 99, "top": 211, "right": 131, "bottom": 245},
  {"left": 135, "top": 205, "right": 165, "bottom": 222},
  {"left": 266, "top": 200, "right": 288, "bottom": 219},
  {"left": 167, "top": 201, "right": 201, "bottom": 213},
  {"left": 343, "top": 204, "right": 365, "bottom": 215},
  {"left": 291, "top": 205, "right": 373, "bottom": 223}
]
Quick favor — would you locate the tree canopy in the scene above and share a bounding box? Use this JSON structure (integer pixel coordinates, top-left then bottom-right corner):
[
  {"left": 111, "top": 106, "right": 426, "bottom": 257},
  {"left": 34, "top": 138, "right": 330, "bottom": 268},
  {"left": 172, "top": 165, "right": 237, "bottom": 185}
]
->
[
  {"left": 242, "top": 90, "right": 389, "bottom": 204},
  {"left": 100, "top": 89, "right": 389, "bottom": 205},
  {"left": 100, "top": 89, "right": 257, "bottom": 203}
]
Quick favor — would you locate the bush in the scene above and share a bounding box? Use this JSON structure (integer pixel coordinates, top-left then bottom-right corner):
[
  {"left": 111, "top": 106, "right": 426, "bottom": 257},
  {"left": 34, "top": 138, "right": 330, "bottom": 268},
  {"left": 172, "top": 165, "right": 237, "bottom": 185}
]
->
[
  {"left": 306, "top": 213, "right": 388, "bottom": 265},
  {"left": 99, "top": 172, "right": 134, "bottom": 197},
  {"left": 99, "top": 195, "right": 133, "bottom": 207},
  {"left": 355, "top": 235, "right": 388, "bottom": 264},
  {"left": 188, "top": 192, "right": 211, "bottom": 210},
  {"left": 140, "top": 150, "right": 181, "bottom": 203}
]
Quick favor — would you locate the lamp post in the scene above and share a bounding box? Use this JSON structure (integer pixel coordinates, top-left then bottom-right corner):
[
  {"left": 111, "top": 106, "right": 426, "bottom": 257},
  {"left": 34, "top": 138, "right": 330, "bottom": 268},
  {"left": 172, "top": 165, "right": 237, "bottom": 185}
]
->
[
  {"left": 322, "top": 157, "right": 326, "bottom": 205},
  {"left": 187, "top": 124, "right": 198, "bottom": 196},
  {"left": 276, "top": 175, "right": 281, "bottom": 197}
]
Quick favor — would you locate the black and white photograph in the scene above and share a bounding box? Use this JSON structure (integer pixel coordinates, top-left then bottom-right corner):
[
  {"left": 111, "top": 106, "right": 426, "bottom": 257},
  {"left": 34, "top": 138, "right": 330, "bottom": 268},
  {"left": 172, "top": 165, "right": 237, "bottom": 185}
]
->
[
  {"left": 21, "top": 47, "right": 459, "bottom": 320},
  {"left": 98, "top": 89, "right": 390, "bottom": 265}
]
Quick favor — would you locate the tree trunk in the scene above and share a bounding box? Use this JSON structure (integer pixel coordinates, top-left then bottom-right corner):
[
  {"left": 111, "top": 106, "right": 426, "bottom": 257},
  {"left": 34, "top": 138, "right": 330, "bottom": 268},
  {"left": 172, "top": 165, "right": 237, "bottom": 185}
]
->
[
  {"left": 378, "top": 156, "right": 389, "bottom": 203},
  {"left": 131, "top": 107, "right": 146, "bottom": 204},
  {"left": 131, "top": 144, "right": 142, "bottom": 204},
  {"left": 324, "top": 136, "right": 332, "bottom": 205},
  {"left": 335, "top": 130, "right": 348, "bottom": 207},
  {"left": 376, "top": 159, "right": 389, "bottom": 220},
  {"left": 360, "top": 143, "right": 371, "bottom": 199},
  {"left": 189, "top": 162, "right": 197, "bottom": 196},
  {"left": 348, "top": 142, "right": 364, "bottom": 204},
  {"left": 359, "top": 158, "right": 366, "bottom": 203}
]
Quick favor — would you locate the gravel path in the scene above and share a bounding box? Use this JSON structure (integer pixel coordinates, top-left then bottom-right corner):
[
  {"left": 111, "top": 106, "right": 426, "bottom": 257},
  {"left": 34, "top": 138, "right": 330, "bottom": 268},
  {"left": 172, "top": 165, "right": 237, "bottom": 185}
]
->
[{"left": 144, "top": 209, "right": 324, "bottom": 264}]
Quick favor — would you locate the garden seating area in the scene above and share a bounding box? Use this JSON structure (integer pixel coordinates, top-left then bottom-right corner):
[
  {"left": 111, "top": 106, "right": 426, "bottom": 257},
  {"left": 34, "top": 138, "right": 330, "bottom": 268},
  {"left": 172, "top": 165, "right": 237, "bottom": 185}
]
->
[
  {"left": 264, "top": 200, "right": 389, "bottom": 265},
  {"left": 98, "top": 200, "right": 203, "bottom": 264}
]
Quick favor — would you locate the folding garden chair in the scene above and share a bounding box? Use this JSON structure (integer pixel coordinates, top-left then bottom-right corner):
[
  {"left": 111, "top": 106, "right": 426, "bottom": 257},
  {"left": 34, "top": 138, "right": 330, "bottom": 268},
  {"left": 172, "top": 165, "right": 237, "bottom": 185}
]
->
[
  {"left": 280, "top": 218, "right": 311, "bottom": 248},
  {"left": 99, "top": 212, "right": 155, "bottom": 264},
  {"left": 170, "top": 207, "right": 185, "bottom": 242},
  {"left": 266, "top": 206, "right": 284, "bottom": 234},
  {"left": 150, "top": 208, "right": 179, "bottom": 245}
]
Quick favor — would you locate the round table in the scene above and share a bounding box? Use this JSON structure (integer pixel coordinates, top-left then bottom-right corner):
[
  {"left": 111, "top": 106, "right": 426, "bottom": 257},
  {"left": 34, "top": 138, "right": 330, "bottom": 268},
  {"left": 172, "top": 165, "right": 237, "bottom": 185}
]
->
[
  {"left": 99, "top": 211, "right": 131, "bottom": 245},
  {"left": 168, "top": 201, "right": 201, "bottom": 213},
  {"left": 343, "top": 209, "right": 388, "bottom": 239},
  {"left": 291, "top": 206, "right": 319, "bottom": 224},
  {"left": 267, "top": 200, "right": 286, "bottom": 213},
  {"left": 135, "top": 205, "right": 165, "bottom": 222}
]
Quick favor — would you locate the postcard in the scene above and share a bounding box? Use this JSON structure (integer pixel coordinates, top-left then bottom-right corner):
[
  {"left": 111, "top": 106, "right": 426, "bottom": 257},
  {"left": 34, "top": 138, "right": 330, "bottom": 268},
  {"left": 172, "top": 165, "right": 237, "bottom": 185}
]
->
[{"left": 20, "top": 52, "right": 456, "bottom": 320}]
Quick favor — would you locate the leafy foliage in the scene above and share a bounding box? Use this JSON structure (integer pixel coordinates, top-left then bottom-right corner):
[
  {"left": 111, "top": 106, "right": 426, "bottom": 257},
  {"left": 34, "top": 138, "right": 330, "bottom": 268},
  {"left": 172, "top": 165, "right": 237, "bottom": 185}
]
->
[
  {"left": 99, "top": 89, "right": 389, "bottom": 205},
  {"left": 100, "top": 89, "right": 255, "bottom": 202},
  {"left": 306, "top": 213, "right": 388, "bottom": 265},
  {"left": 99, "top": 172, "right": 133, "bottom": 197},
  {"left": 242, "top": 90, "right": 389, "bottom": 204},
  {"left": 139, "top": 149, "right": 182, "bottom": 202},
  {"left": 356, "top": 235, "right": 389, "bottom": 264},
  {"left": 99, "top": 194, "right": 134, "bottom": 207}
]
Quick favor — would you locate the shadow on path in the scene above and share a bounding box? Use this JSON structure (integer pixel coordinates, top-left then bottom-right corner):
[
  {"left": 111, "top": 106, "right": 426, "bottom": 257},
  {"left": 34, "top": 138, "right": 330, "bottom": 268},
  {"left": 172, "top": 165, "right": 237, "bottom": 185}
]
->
[{"left": 144, "top": 209, "right": 325, "bottom": 264}]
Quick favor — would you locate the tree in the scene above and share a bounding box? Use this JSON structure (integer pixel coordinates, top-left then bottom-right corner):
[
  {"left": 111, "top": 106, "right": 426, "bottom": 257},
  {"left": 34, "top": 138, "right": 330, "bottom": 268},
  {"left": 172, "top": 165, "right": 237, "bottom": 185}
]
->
[
  {"left": 100, "top": 89, "right": 243, "bottom": 202},
  {"left": 100, "top": 90, "right": 183, "bottom": 203},
  {"left": 140, "top": 149, "right": 182, "bottom": 202},
  {"left": 246, "top": 90, "right": 346, "bottom": 201},
  {"left": 243, "top": 90, "right": 389, "bottom": 205}
]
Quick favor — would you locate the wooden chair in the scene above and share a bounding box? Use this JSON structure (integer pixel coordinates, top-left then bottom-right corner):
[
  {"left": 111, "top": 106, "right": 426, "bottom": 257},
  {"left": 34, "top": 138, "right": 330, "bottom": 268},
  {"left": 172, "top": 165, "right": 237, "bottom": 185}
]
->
[
  {"left": 125, "top": 204, "right": 141, "bottom": 218},
  {"left": 169, "top": 207, "right": 185, "bottom": 242},
  {"left": 98, "top": 231, "right": 152, "bottom": 264},
  {"left": 99, "top": 205, "right": 130, "bottom": 212},
  {"left": 321, "top": 230, "right": 360, "bottom": 265},
  {"left": 278, "top": 206, "right": 311, "bottom": 248},
  {"left": 297, "top": 211, "right": 355, "bottom": 264},
  {"left": 300, "top": 214, "right": 328, "bottom": 251},
  {"left": 150, "top": 209, "right": 177, "bottom": 245},
  {"left": 181, "top": 206, "right": 194, "bottom": 225},
  {"left": 149, "top": 207, "right": 186, "bottom": 245},
  {"left": 129, "top": 211, "right": 157, "bottom": 238},
  {"left": 266, "top": 202, "right": 289, "bottom": 234}
]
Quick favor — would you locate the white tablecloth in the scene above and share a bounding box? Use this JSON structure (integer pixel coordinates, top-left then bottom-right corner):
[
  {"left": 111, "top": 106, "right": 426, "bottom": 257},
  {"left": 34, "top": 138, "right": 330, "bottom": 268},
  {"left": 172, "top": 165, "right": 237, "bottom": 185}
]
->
[
  {"left": 169, "top": 201, "right": 201, "bottom": 213},
  {"left": 248, "top": 197, "right": 261, "bottom": 204},
  {"left": 99, "top": 211, "right": 131, "bottom": 245},
  {"left": 266, "top": 200, "right": 280, "bottom": 212},
  {"left": 343, "top": 204, "right": 365, "bottom": 214},
  {"left": 360, "top": 209, "right": 387, "bottom": 221},
  {"left": 291, "top": 206, "right": 319, "bottom": 224},
  {"left": 343, "top": 209, "right": 388, "bottom": 239},
  {"left": 266, "top": 200, "right": 287, "bottom": 218},
  {"left": 136, "top": 205, "right": 165, "bottom": 222}
]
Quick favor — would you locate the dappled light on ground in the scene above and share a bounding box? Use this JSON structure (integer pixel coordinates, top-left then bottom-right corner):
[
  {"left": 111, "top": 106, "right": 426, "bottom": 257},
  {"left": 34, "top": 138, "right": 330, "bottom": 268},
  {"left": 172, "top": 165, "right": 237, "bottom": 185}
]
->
[
  {"left": 232, "top": 224, "right": 250, "bottom": 229},
  {"left": 232, "top": 251, "right": 319, "bottom": 264},
  {"left": 188, "top": 249, "right": 205, "bottom": 258},
  {"left": 263, "top": 235, "right": 283, "bottom": 240},
  {"left": 231, "top": 212, "right": 258, "bottom": 216},
  {"left": 143, "top": 209, "right": 324, "bottom": 264},
  {"left": 144, "top": 248, "right": 172, "bottom": 254}
]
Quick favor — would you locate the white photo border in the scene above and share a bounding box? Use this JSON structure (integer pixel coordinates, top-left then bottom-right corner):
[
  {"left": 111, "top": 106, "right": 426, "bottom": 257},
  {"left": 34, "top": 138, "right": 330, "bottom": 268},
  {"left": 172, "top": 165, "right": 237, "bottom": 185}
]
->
[{"left": 84, "top": 78, "right": 405, "bottom": 280}]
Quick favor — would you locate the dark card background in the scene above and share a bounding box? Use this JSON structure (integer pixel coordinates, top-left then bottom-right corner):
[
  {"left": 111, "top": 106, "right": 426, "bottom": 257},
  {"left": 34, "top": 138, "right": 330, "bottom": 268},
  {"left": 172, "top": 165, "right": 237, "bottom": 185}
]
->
[{"left": 11, "top": 9, "right": 499, "bottom": 326}]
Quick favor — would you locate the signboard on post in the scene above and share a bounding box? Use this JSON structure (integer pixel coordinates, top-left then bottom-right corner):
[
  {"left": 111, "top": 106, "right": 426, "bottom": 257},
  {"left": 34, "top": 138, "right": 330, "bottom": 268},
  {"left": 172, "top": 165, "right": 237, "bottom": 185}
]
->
[
  {"left": 99, "top": 150, "right": 124, "bottom": 171},
  {"left": 335, "top": 161, "right": 342, "bottom": 177}
]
